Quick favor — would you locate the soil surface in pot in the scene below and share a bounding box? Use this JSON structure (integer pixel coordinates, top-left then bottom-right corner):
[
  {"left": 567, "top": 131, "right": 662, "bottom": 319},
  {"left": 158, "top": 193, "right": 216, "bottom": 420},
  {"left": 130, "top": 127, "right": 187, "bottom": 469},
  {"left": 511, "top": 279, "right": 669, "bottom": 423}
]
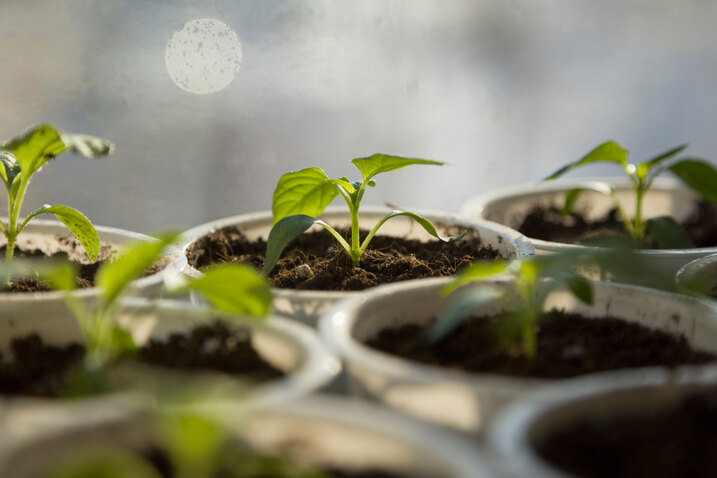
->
[
  {"left": 536, "top": 387, "right": 717, "bottom": 478},
  {"left": 516, "top": 200, "right": 717, "bottom": 248},
  {"left": 0, "top": 322, "right": 283, "bottom": 397},
  {"left": 0, "top": 242, "right": 164, "bottom": 293},
  {"left": 187, "top": 226, "right": 501, "bottom": 291},
  {"left": 365, "top": 311, "right": 714, "bottom": 378}
]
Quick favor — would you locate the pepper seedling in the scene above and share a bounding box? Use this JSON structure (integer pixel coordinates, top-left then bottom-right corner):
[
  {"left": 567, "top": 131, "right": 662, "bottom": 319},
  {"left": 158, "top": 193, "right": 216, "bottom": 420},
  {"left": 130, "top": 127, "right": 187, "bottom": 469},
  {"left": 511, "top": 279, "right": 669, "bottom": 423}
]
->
[
  {"left": 428, "top": 249, "right": 657, "bottom": 359},
  {"left": 0, "top": 124, "right": 114, "bottom": 262},
  {"left": 545, "top": 140, "right": 717, "bottom": 248},
  {"left": 1, "top": 232, "right": 273, "bottom": 393},
  {"left": 262, "top": 153, "right": 461, "bottom": 275}
]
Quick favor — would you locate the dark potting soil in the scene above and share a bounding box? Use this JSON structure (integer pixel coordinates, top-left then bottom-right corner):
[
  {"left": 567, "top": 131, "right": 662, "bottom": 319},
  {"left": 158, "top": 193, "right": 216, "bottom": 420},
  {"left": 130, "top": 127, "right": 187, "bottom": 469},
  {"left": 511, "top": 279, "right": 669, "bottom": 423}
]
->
[
  {"left": 0, "top": 322, "right": 283, "bottom": 397},
  {"left": 536, "top": 387, "right": 717, "bottom": 478},
  {"left": 516, "top": 200, "right": 717, "bottom": 248},
  {"left": 365, "top": 311, "right": 715, "bottom": 378},
  {"left": 186, "top": 226, "right": 502, "bottom": 291}
]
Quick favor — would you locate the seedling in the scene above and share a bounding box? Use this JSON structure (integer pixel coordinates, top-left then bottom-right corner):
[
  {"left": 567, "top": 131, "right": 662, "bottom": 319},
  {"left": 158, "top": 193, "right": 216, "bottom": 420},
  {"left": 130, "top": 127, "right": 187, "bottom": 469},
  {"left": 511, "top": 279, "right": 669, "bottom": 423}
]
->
[
  {"left": 0, "top": 124, "right": 114, "bottom": 262},
  {"left": 1, "top": 233, "right": 272, "bottom": 391},
  {"left": 545, "top": 140, "right": 717, "bottom": 248},
  {"left": 429, "top": 248, "right": 660, "bottom": 359},
  {"left": 263, "top": 153, "right": 461, "bottom": 275}
]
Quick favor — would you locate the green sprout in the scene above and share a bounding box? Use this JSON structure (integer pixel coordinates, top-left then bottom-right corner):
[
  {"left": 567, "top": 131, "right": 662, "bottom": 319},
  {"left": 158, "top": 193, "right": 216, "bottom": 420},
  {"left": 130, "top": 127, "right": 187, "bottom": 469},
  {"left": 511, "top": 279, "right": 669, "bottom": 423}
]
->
[
  {"left": 545, "top": 140, "right": 717, "bottom": 248},
  {"left": 0, "top": 124, "right": 115, "bottom": 262},
  {"left": 1, "top": 233, "right": 272, "bottom": 391},
  {"left": 429, "top": 253, "right": 594, "bottom": 359},
  {"left": 262, "top": 153, "right": 461, "bottom": 275}
]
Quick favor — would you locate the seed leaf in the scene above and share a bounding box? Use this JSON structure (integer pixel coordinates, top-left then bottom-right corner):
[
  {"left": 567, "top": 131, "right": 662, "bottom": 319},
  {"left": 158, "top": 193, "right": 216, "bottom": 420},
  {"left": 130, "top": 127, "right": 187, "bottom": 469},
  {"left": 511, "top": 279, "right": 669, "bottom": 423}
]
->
[
  {"left": 545, "top": 140, "right": 628, "bottom": 180},
  {"left": 183, "top": 263, "right": 272, "bottom": 318},
  {"left": 3, "top": 124, "right": 67, "bottom": 177},
  {"left": 24, "top": 205, "right": 101, "bottom": 261},
  {"left": 668, "top": 159, "right": 717, "bottom": 202},
  {"left": 636, "top": 143, "right": 688, "bottom": 180},
  {"left": 262, "top": 214, "right": 317, "bottom": 276},
  {"left": 272, "top": 167, "right": 339, "bottom": 224},
  {"left": 645, "top": 216, "right": 695, "bottom": 249},
  {"left": 96, "top": 232, "right": 178, "bottom": 307},
  {"left": 351, "top": 153, "right": 444, "bottom": 182}
]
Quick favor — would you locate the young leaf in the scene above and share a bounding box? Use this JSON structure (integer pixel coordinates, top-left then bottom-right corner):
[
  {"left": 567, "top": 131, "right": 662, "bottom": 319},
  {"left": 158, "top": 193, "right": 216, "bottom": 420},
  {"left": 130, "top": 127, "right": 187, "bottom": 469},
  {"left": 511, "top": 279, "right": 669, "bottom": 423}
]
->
[
  {"left": 272, "top": 167, "right": 340, "bottom": 224},
  {"left": 645, "top": 216, "right": 695, "bottom": 249},
  {"left": 668, "top": 159, "right": 717, "bottom": 202},
  {"left": 0, "top": 151, "right": 20, "bottom": 188},
  {"left": 636, "top": 143, "right": 688, "bottom": 180},
  {"left": 181, "top": 263, "right": 272, "bottom": 318},
  {"left": 441, "top": 260, "right": 511, "bottom": 295},
  {"left": 361, "top": 210, "right": 463, "bottom": 253},
  {"left": 428, "top": 286, "right": 503, "bottom": 342},
  {"left": 545, "top": 140, "right": 628, "bottom": 180},
  {"left": 562, "top": 274, "right": 594, "bottom": 304},
  {"left": 96, "top": 232, "right": 179, "bottom": 308},
  {"left": 262, "top": 214, "right": 318, "bottom": 276},
  {"left": 21, "top": 205, "right": 101, "bottom": 261},
  {"left": 2, "top": 124, "right": 66, "bottom": 176},
  {"left": 156, "top": 414, "right": 226, "bottom": 478},
  {"left": 560, "top": 188, "right": 585, "bottom": 215},
  {"left": 61, "top": 133, "right": 115, "bottom": 158},
  {"left": 351, "top": 153, "right": 444, "bottom": 182}
]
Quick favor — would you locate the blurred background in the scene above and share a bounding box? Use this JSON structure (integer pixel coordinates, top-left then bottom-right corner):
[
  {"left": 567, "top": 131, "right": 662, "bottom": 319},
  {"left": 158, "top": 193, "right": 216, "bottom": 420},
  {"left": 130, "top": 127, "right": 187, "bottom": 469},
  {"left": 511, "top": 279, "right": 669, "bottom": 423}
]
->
[{"left": 1, "top": 0, "right": 715, "bottom": 233}]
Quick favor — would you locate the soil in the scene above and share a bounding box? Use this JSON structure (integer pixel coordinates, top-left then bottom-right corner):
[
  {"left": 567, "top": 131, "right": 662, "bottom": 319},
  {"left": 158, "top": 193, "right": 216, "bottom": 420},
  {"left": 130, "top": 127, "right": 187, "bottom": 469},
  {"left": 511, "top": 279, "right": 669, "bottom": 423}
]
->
[
  {"left": 365, "top": 311, "right": 715, "bottom": 378},
  {"left": 0, "top": 243, "right": 165, "bottom": 293},
  {"left": 516, "top": 200, "right": 717, "bottom": 248},
  {"left": 186, "top": 226, "right": 502, "bottom": 291},
  {"left": 0, "top": 322, "right": 283, "bottom": 397},
  {"left": 536, "top": 387, "right": 717, "bottom": 478}
]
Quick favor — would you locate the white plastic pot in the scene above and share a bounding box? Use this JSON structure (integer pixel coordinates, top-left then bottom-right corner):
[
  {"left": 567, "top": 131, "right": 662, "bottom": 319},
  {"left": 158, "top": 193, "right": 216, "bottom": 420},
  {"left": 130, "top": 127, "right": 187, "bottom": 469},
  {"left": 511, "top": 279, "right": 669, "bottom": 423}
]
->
[
  {"left": 0, "top": 299, "right": 340, "bottom": 445},
  {"left": 0, "top": 219, "right": 185, "bottom": 315},
  {"left": 0, "top": 395, "right": 493, "bottom": 478},
  {"left": 490, "top": 366, "right": 717, "bottom": 478},
  {"left": 320, "top": 277, "right": 717, "bottom": 435},
  {"left": 179, "top": 206, "right": 533, "bottom": 325},
  {"left": 461, "top": 177, "right": 717, "bottom": 289}
]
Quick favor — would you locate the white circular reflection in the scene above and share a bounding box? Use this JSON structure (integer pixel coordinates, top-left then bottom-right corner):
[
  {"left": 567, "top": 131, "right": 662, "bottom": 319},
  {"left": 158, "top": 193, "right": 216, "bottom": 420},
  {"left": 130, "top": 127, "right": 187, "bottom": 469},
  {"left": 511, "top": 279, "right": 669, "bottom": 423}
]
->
[{"left": 165, "top": 18, "right": 242, "bottom": 94}]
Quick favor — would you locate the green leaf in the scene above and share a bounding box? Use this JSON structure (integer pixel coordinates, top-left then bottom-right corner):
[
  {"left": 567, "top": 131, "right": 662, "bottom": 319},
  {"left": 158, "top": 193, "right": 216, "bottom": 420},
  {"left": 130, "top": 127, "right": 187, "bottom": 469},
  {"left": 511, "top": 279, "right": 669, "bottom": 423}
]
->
[
  {"left": 646, "top": 216, "right": 695, "bottom": 249},
  {"left": 262, "top": 214, "right": 317, "bottom": 276},
  {"left": 0, "top": 258, "right": 78, "bottom": 288},
  {"left": 545, "top": 140, "right": 628, "bottom": 180},
  {"left": 0, "top": 150, "right": 20, "bottom": 188},
  {"left": 560, "top": 188, "right": 585, "bottom": 215},
  {"left": 441, "top": 260, "right": 510, "bottom": 295},
  {"left": 182, "top": 263, "right": 272, "bottom": 318},
  {"left": 96, "top": 232, "right": 179, "bottom": 308},
  {"left": 23, "top": 205, "right": 101, "bottom": 261},
  {"left": 427, "top": 287, "right": 503, "bottom": 342},
  {"left": 157, "top": 413, "right": 226, "bottom": 478},
  {"left": 2, "top": 124, "right": 66, "bottom": 177},
  {"left": 563, "top": 274, "right": 594, "bottom": 304},
  {"left": 272, "top": 167, "right": 340, "bottom": 224},
  {"left": 363, "top": 210, "right": 462, "bottom": 255},
  {"left": 668, "top": 159, "right": 717, "bottom": 202},
  {"left": 61, "top": 133, "right": 115, "bottom": 158},
  {"left": 330, "top": 178, "right": 356, "bottom": 194},
  {"left": 351, "top": 153, "right": 444, "bottom": 182},
  {"left": 40, "top": 450, "right": 162, "bottom": 478},
  {"left": 636, "top": 143, "right": 688, "bottom": 180}
]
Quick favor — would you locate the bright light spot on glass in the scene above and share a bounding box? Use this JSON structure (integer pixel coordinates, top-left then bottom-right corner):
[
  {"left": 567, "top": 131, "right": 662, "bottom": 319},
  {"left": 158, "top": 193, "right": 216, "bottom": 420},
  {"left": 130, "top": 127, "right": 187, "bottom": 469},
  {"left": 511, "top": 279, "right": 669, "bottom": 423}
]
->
[{"left": 165, "top": 18, "right": 242, "bottom": 95}]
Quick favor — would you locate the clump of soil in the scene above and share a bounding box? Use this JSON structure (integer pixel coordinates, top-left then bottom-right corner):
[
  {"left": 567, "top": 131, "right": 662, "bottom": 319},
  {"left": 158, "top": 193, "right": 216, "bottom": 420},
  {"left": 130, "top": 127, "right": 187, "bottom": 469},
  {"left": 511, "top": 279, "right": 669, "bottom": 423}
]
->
[
  {"left": 0, "top": 322, "right": 283, "bottom": 397},
  {"left": 537, "top": 387, "right": 717, "bottom": 478},
  {"left": 186, "top": 226, "right": 502, "bottom": 291},
  {"left": 365, "top": 311, "right": 715, "bottom": 378},
  {"left": 516, "top": 200, "right": 717, "bottom": 248}
]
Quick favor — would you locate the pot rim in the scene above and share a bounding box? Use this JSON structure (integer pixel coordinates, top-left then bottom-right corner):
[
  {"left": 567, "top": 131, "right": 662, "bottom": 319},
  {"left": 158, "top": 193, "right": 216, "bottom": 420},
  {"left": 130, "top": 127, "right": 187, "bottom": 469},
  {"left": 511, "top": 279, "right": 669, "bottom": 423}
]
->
[
  {"left": 319, "top": 276, "right": 714, "bottom": 395},
  {"left": 0, "top": 219, "right": 184, "bottom": 303},
  {"left": 461, "top": 176, "right": 717, "bottom": 255},
  {"left": 177, "top": 205, "right": 534, "bottom": 300},
  {"left": 675, "top": 252, "right": 717, "bottom": 298},
  {"left": 488, "top": 365, "right": 717, "bottom": 478}
]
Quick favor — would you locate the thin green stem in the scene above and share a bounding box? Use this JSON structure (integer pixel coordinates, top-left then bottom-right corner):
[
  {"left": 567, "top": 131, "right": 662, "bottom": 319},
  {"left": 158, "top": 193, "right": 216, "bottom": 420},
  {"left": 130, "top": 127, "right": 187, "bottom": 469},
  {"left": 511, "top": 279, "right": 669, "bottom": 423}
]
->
[
  {"left": 349, "top": 181, "right": 368, "bottom": 266},
  {"left": 315, "top": 220, "right": 352, "bottom": 257},
  {"left": 633, "top": 185, "right": 646, "bottom": 245},
  {"left": 5, "top": 176, "right": 30, "bottom": 262}
]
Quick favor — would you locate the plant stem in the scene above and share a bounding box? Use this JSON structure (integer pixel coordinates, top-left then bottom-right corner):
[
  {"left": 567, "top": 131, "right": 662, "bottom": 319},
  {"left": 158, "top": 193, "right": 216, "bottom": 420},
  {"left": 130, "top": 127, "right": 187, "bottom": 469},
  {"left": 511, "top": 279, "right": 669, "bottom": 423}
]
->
[
  {"left": 349, "top": 181, "right": 368, "bottom": 267},
  {"left": 633, "top": 186, "right": 646, "bottom": 245}
]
